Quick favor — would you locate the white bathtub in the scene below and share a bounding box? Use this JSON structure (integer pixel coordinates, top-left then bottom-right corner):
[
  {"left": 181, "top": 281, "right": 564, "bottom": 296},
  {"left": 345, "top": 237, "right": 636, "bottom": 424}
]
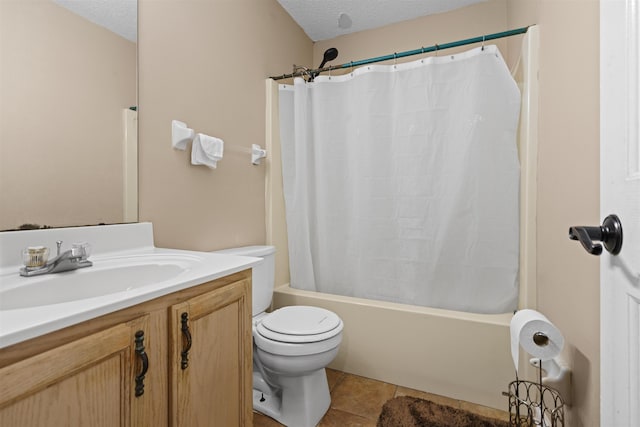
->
[{"left": 273, "top": 283, "right": 514, "bottom": 410}]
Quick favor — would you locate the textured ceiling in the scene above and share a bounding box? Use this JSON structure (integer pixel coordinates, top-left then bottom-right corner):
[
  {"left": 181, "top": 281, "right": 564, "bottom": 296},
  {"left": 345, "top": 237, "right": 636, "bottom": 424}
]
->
[
  {"left": 276, "top": 0, "right": 487, "bottom": 41},
  {"left": 52, "top": 0, "right": 137, "bottom": 42},
  {"left": 50, "top": 0, "right": 486, "bottom": 45}
]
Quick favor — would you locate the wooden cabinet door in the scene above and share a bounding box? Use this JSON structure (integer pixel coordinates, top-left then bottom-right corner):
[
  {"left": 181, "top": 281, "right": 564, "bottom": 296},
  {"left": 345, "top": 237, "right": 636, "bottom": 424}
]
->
[
  {"left": 0, "top": 315, "right": 151, "bottom": 427},
  {"left": 169, "top": 279, "right": 252, "bottom": 427}
]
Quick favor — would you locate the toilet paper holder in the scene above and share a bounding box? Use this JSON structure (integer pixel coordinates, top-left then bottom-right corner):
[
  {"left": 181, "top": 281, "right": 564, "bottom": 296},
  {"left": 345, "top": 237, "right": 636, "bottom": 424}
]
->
[
  {"left": 508, "top": 311, "right": 568, "bottom": 424},
  {"left": 529, "top": 356, "right": 572, "bottom": 406},
  {"left": 533, "top": 332, "right": 549, "bottom": 346},
  {"left": 528, "top": 330, "right": 571, "bottom": 406}
]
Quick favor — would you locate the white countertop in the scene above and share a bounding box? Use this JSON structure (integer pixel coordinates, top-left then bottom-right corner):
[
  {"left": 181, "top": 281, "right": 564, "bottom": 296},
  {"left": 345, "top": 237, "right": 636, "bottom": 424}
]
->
[{"left": 0, "top": 223, "right": 261, "bottom": 349}]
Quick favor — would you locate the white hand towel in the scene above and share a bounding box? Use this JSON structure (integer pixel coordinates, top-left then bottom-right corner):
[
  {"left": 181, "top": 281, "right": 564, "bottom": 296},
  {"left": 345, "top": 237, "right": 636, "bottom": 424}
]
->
[{"left": 191, "top": 133, "right": 224, "bottom": 169}]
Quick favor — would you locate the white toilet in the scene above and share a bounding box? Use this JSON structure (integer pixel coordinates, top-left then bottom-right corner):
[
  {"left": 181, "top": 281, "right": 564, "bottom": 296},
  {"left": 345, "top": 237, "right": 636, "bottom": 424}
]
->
[{"left": 214, "top": 245, "right": 343, "bottom": 427}]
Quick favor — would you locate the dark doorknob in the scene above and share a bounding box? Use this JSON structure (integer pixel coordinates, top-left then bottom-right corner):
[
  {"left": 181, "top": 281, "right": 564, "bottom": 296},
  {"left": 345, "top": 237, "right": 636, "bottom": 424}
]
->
[{"left": 568, "top": 214, "right": 623, "bottom": 255}]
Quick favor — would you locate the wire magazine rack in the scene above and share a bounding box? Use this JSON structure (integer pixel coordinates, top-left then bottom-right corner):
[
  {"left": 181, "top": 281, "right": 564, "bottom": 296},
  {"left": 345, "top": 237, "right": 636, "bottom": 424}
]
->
[{"left": 505, "top": 360, "right": 565, "bottom": 426}]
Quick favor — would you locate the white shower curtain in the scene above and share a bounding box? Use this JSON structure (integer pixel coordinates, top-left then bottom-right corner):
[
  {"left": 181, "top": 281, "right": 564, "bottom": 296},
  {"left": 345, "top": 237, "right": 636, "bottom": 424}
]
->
[{"left": 279, "top": 45, "right": 521, "bottom": 314}]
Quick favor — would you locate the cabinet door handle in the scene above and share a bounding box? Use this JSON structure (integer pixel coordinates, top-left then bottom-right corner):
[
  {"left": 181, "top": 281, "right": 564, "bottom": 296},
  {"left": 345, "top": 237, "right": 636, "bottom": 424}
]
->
[
  {"left": 180, "top": 312, "right": 192, "bottom": 370},
  {"left": 134, "top": 330, "right": 149, "bottom": 397}
]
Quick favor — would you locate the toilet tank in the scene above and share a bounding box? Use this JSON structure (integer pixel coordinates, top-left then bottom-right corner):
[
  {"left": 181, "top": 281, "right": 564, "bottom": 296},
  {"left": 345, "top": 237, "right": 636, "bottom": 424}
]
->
[{"left": 212, "top": 245, "right": 275, "bottom": 316}]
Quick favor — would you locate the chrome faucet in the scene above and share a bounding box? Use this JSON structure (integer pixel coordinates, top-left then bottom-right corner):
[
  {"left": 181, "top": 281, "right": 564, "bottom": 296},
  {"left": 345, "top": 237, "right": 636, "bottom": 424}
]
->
[{"left": 20, "top": 241, "right": 93, "bottom": 277}]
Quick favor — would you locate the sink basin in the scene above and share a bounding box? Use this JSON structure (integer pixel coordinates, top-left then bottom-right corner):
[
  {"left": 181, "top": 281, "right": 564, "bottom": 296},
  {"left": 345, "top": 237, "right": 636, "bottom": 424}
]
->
[{"left": 0, "top": 253, "right": 203, "bottom": 310}]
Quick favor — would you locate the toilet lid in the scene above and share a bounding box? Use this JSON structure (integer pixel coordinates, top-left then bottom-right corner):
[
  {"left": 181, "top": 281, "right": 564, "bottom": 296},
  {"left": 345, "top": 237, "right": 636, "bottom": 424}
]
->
[{"left": 257, "top": 306, "right": 343, "bottom": 344}]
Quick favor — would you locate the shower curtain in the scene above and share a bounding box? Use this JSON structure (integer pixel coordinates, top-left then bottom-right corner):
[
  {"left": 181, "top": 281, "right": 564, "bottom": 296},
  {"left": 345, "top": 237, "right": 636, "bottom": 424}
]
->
[{"left": 279, "top": 45, "right": 521, "bottom": 314}]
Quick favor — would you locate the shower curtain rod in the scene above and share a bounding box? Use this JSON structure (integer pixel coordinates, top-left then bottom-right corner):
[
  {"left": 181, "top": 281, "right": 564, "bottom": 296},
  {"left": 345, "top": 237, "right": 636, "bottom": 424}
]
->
[{"left": 269, "top": 26, "right": 530, "bottom": 81}]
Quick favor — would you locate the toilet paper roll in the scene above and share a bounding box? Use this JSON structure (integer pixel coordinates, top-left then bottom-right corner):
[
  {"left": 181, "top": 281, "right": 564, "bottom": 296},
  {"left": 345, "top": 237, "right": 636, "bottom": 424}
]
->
[{"left": 510, "top": 309, "right": 564, "bottom": 373}]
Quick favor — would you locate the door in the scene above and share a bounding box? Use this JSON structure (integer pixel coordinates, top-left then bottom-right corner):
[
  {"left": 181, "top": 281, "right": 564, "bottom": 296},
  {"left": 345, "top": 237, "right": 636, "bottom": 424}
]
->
[
  {"left": 169, "top": 279, "right": 252, "bottom": 427},
  {"left": 0, "top": 316, "right": 150, "bottom": 426},
  {"left": 601, "top": 0, "right": 640, "bottom": 425}
]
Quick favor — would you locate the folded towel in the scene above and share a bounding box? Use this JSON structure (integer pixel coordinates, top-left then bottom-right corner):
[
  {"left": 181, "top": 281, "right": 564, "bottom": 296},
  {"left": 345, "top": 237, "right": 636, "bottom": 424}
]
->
[{"left": 191, "top": 133, "right": 224, "bottom": 169}]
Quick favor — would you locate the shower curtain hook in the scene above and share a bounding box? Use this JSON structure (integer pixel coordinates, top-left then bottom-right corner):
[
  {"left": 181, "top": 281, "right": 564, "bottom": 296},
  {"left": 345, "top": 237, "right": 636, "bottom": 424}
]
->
[
  {"left": 435, "top": 44, "right": 439, "bottom": 57},
  {"left": 393, "top": 52, "right": 397, "bottom": 68},
  {"left": 350, "top": 61, "right": 354, "bottom": 74},
  {"left": 482, "top": 35, "right": 486, "bottom": 51},
  {"left": 328, "top": 65, "right": 332, "bottom": 78}
]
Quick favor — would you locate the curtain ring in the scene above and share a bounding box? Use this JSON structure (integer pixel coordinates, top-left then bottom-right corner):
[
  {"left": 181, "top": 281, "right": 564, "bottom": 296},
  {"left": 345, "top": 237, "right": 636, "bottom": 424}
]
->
[
  {"left": 435, "top": 44, "right": 439, "bottom": 57},
  {"left": 393, "top": 52, "right": 397, "bottom": 68},
  {"left": 482, "top": 35, "right": 486, "bottom": 51},
  {"left": 329, "top": 65, "right": 332, "bottom": 78},
  {"left": 350, "top": 61, "right": 354, "bottom": 74}
]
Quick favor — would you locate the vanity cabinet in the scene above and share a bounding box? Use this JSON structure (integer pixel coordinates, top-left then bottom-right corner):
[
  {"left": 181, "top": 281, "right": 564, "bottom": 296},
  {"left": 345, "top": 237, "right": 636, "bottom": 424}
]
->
[
  {"left": 0, "top": 270, "right": 252, "bottom": 427},
  {"left": 0, "top": 316, "right": 150, "bottom": 426}
]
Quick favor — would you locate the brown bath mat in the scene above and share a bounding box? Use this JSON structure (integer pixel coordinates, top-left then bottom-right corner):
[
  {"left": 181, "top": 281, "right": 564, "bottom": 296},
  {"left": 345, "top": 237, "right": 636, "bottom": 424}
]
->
[{"left": 377, "top": 396, "right": 509, "bottom": 427}]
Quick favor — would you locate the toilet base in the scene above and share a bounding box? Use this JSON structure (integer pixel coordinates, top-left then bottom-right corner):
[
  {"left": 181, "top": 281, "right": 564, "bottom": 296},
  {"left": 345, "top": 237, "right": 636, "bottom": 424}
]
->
[
  {"left": 253, "top": 388, "right": 282, "bottom": 421},
  {"left": 253, "top": 368, "right": 331, "bottom": 427}
]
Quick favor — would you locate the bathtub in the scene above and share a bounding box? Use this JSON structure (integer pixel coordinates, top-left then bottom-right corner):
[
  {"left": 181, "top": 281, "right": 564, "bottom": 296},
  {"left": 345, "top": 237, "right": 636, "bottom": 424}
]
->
[{"left": 273, "top": 283, "right": 514, "bottom": 410}]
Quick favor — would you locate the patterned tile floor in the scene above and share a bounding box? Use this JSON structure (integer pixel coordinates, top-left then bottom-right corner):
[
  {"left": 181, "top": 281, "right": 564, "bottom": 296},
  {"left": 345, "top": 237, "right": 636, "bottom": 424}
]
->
[{"left": 252, "top": 369, "right": 510, "bottom": 426}]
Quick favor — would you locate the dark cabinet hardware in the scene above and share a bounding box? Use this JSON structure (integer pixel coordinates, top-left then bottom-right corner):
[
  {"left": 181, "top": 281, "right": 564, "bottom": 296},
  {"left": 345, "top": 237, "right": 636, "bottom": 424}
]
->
[
  {"left": 134, "top": 330, "right": 149, "bottom": 397},
  {"left": 569, "top": 214, "right": 623, "bottom": 255},
  {"left": 180, "top": 312, "right": 192, "bottom": 370}
]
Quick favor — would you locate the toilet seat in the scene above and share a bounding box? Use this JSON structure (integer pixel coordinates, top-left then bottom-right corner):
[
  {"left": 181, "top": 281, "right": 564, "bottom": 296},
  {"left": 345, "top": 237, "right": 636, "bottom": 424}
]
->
[{"left": 256, "top": 306, "right": 343, "bottom": 344}]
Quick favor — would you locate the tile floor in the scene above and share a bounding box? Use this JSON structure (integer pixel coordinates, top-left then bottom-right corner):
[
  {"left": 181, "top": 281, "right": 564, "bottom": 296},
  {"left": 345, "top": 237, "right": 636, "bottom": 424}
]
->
[{"left": 252, "top": 369, "right": 510, "bottom": 426}]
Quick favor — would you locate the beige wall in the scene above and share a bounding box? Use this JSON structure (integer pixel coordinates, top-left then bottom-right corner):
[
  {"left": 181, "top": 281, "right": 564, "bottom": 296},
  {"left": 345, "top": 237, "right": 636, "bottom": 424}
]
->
[
  {"left": 0, "top": 1, "right": 136, "bottom": 230},
  {"left": 138, "top": 0, "right": 312, "bottom": 251},
  {"left": 508, "top": 1, "right": 600, "bottom": 425}
]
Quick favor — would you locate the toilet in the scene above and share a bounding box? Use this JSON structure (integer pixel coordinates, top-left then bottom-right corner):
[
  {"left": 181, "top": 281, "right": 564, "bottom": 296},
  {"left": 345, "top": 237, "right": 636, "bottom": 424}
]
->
[{"left": 214, "top": 245, "right": 343, "bottom": 427}]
